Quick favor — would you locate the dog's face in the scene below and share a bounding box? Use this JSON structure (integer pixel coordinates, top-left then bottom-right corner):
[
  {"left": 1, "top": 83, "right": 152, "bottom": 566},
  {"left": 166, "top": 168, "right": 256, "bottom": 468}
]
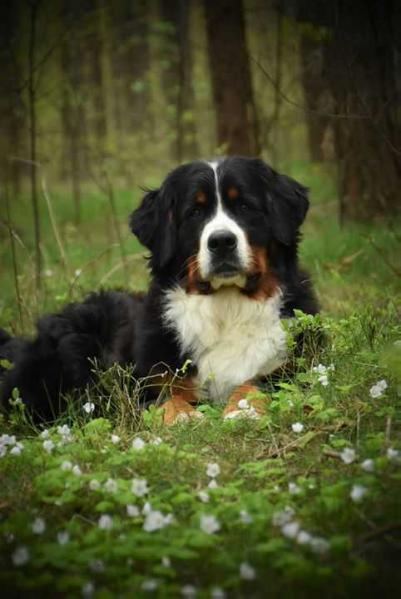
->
[{"left": 130, "top": 157, "right": 309, "bottom": 294}]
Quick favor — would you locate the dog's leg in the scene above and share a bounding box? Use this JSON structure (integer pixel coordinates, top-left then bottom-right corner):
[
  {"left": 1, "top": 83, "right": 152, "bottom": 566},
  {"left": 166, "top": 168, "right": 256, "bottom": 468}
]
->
[
  {"left": 222, "top": 381, "right": 269, "bottom": 420},
  {"left": 159, "top": 378, "right": 203, "bottom": 425}
]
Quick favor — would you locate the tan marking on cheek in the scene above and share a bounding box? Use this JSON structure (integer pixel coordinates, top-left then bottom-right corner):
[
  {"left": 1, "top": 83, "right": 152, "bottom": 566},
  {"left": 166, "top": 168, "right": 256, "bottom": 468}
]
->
[
  {"left": 196, "top": 191, "right": 207, "bottom": 204},
  {"left": 227, "top": 186, "right": 239, "bottom": 200}
]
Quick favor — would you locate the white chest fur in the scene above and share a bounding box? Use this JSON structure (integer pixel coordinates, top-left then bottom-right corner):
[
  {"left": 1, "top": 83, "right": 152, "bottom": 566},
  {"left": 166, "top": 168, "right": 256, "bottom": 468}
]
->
[{"left": 163, "top": 287, "right": 287, "bottom": 402}]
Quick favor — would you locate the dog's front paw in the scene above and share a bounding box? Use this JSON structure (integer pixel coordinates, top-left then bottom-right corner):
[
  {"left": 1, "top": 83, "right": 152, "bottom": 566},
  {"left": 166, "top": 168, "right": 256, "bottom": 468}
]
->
[
  {"left": 160, "top": 397, "right": 204, "bottom": 425},
  {"left": 222, "top": 383, "right": 268, "bottom": 421}
]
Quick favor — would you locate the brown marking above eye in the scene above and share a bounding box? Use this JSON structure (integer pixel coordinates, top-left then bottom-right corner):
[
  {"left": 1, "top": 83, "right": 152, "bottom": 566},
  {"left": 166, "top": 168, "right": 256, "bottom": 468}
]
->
[
  {"left": 227, "top": 186, "right": 239, "bottom": 200},
  {"left": 196, "top": 191, "right": 207, "bottom": 204}
]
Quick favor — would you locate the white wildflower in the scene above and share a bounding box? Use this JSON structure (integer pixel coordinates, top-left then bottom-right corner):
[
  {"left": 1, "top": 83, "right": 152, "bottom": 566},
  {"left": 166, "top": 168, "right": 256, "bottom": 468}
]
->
[
  {"left": 104, "top": 478, "right": 117, "bottom": 493},
  {"left": 82, "top": 582, "right": 94, "bottom": 598},
  {"left": 75, "top": 269, "right": 82, "bottom": 278},
  {"left": 318, "top": 374, "right": 329, "bottom": 386},
  {"left": 297, "top": 530, "right": 312, "bottom": 545},
  {"left": 181, "top": 585, "right": 197, "bottom": 598},
  {"left": 0, "top": 434, "right": 16, "bottom": 446},
  {"left": 89, "top": 479, "right": 101, "bottom": 491},
  {"left": 143, "top": 510, "right": 173, "bottom": 532},
  {"left": 361, "top": 459, "right": 375, "bottom": 473},
  {"left": 12, "top": 546, "right": 30, "bottom": 566},
  {"left": 132, "top": 437, "right": 146, "bottom": 450},
  {"left": 10, "top": 443, "right": 23, "bottom": 456},
  {"left": 292, "top": 422, "right": 304, "bottom": 433},
  {"left": 206, "top": 462, "right": 220, "bottom": 478},
  {"left": 208, "top": 479, "right": 218, "bottom": 490},
  {"left": 132, "top": 478, "right": 149, "bottom": 497},
  {"left": 72, "top": 465, "right": 82, "bottom": 476},
  {"left": 151, "top": 436, "right": 163, "bottom": 445},
  {"left": 40, "top": 429, "right": 50, "bottom": 439},
  {"left": 238, "top": 399, "right": 249, "bottom": 410},
  {"left": 162, "top": 556, "right": 171, "bottom": 568},
  {"left": 126, "top": 504, "right": 140, "bottom": 517},
  {"left": 0, "top": 445, "right": 7, "bottom": 458},
  {"left": 57, "top": 425, "right": 73, "bottom": 442},
  {"left": 211, "top": 588, "right": 226, "bottom": 599},
  {"left": 141, "top": 579, "right": 158, "bottom": 592},
  {"left": 57, "top": 531, "right": 70, "bottom": 545},
  {"left": 239, "top": 510, "right": 253, "bottom": 524},
  {"left": 198, "top": 491, "right": 210, "bottom": 503},
  {"left": 83, "top": 402, "right": 95, "bottom": 414},
  {"left": 89, "top": 559, "right": 105, "bottom": 573},
  {"left": 111, "top": 434, "right": 120, "bottom": 445},
  {"left": 288, "top": 482, "right": 301, "bottom": 495},
  {"left": 61, "top": 460, "right": 73, "bottom": 471},
  {"left": 239, "top": 562, "right": 256, "bottom": 580},
  {"left": 350, "top": 484, "right": 367, "bottom": 503},
  {"left": 43, "top": 439, "right": 55, "bottom": 453},
  {"left": 369, "top": 379, "right": 388, "bottom": 398},
  {"left": 387, "top": 447, "right": 400, "bottom": 460},
  {"left": 281, "top": 521, "right": 300, "bottom": 539},
  {"left": 98, "top": 514, "right": 113, "bottom": 530},
  {"left": 310, "top": 536, "right": 330, "bottom": 554},
  {"left": 272, "top": 506, "right": 295, "bottom": 527},
  {"left": 200, "top": 514, "right": 220, "bottom": 534},
  {"left": 340, "top": 447, "right": 356, "bottom": 464},
  {"left": 32, "top": 517, "right": 46, "bottom": 535},
  {"left": 142, "top": 502, "right": 152, "bottom": 515}
]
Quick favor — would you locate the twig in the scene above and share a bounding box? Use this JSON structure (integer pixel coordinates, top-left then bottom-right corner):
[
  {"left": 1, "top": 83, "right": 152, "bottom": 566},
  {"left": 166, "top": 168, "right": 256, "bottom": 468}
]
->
[
  {"left": 3, "top": 187, "right": 24, "bottom": 330},
  {"left": 41, "top": 176, "right": 68, "bottom": 272}
]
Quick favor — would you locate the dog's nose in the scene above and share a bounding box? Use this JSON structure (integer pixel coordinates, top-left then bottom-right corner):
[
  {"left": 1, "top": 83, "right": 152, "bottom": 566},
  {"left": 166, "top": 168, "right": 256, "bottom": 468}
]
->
[{"left": 208, "top": 230, "right": 238, "bottom": 254}]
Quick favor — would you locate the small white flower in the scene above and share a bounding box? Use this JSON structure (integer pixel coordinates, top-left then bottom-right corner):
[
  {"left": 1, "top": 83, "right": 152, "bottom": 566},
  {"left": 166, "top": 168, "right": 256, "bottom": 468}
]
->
[
  {"left": 292, "top": 422, "right": 304, "bottom": 433},
  {"left": 0, "top": 445, "right": 7, "bottom": 458},
  {"left": 141, "top": 579, "right": 158, "bottom": 592},
  {"left": 111, "top": 434, "right": 120, "bottom": 445},
  {"left": 132, "top": 437, "right": 146, "bottom": 450},
  {"left": 132, "top": 478, "right": 149, "bottom": 497},
  {"left": 12, "top": 546, "right": 30, "bottom": 566},
  {"left": 57, "top": 531, "right": 70, "bottom": 545},
  {"left": 61, "top": 460, "right": 73, "bottom": 471},
  {"left": 206, "top": 462, "right": 220, "bottom": 478},
  {"left": 143, "top": 510, "right": 173, "bottom": 532},
  {"left": 89, "top": 559, "right": 104, "bottom": 573},
  {"left": 200, "top": 514, "right": 220, "bottom": 534},
  {"left": 142, "top": 502, "right": 152, "bottom": 515},
  {"left": 75, "top": 268, "right": 82, "bottom": 278},
  {"left": 239, "top": 510, "right": 253, "bottom": 524},
  {"left": 281, "top": 521, "right": 300, "bottom": 539},
  {"left": 369, "top": 379, "right": 387, "bottom": 398},
  {"left": 83, "top": 402, "right": 95, "bottom": 414},
  {"left": 340, "top": 447, "right": 356, "bottom": 464},
  {"left": 211, "top": 588, "right": 226, "bottom": 599},
  {"left": 57, "top": 424, "right": 73, "bottom": 441},
  {"left": 310, "top": 536, "right": 330, "bottom": 554},
  {"left": 151, "top": 436, "right": 163, "bottom": 445},
  {"left": 126, "top": 504, "right": 140, "bottom": 517},
  {"left": 297, "top": 530, "right": 312, "bottom": 545},
  {"left": 350, "top": 484, "right": 367, "bottom": 503},
  {"left": 98, "top": 514, "right": 113, "bottom": 530},
  {"left": 32, "top": 517, "right": 46, "bottom": 534},
  {"left": 10, "top": 443, "right": 23, "bottom": 456},
  {"left": 208, "top": 479, "right": 218, "bottom": 490},
  {"left": 239, "top": 562, "right": 256, "bottom": 580},
  {"left": 272, "top": 506, "right": 295, "bottom": 527},
  {"left": 72, "top": 465, "right": 82, "bottom": 476},
  {"left": 82, "top": 582, "right": 94, "bottom": 597},
  {"left": 387, "top": 447, "right": 400, "bottom": 460},
  {"left": 0, "top": 434, "right": 16, "bottom": 445},
  {"left": 288, "top": 482, "right": 301, "bottom": 495},
  {"left": 43, "top": 439, "right": 55, "bottom": 453},
  {"left": 361, "top": 459, "right": 375, "bottom": 473},
  {"left": 104, "top": 478, "right": 117, "bottom": 493},
  {"left": 181, "top": 585, "right": 197, "bottom": 598},
  {"left": 238, "top": 399, "right": 249, "bottom": 410},
  {"left": 89, "top": 479, "right": 101, "bottom": 491},
  {"left": 162, "top": 556, "right": 171, "bottom": 567},
  {"left": 40, "top": 429, "right": 50, "bottom": 439},
  {"left": 318, "top": 374, "right": 329, "bottom": 386},
  {"left": 198, "top": 491, "right": 210, "bottom": 503}
]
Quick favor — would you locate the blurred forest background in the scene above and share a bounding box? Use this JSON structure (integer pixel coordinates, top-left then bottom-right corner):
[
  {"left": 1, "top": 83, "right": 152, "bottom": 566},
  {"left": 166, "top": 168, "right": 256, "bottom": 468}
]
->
[{"left": 0, "top": 0, "right": 400, "bottom": 330}]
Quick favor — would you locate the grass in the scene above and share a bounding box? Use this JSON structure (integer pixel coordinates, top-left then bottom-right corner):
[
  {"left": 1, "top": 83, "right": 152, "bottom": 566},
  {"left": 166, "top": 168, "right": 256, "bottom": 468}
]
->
[{"left": 0, "top": 162, "right": 400, "bottom": 597}]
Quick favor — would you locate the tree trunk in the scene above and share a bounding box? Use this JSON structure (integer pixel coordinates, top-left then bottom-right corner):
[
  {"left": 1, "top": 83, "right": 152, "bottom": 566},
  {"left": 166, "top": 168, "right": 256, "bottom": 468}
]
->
[{"left": 204, "top": 0, "right": 259, "bottom": 156}]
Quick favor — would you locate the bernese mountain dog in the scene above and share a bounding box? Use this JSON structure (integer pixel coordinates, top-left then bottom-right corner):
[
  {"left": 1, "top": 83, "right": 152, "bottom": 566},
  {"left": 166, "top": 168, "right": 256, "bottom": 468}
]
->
[{"left": 0, "top": 157, "right": 318, "bottom": 424}]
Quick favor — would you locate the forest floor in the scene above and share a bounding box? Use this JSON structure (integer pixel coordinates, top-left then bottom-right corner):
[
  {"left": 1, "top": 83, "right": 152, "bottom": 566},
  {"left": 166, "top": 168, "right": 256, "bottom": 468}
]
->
[{"left": 0, "top": 162, "right": 400, "bottom": 597}]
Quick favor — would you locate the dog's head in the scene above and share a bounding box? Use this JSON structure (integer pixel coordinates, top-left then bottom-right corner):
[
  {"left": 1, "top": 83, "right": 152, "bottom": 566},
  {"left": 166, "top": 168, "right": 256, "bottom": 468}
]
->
[{"left": 130, "top": 157, "right": 309, "bottom": 295}]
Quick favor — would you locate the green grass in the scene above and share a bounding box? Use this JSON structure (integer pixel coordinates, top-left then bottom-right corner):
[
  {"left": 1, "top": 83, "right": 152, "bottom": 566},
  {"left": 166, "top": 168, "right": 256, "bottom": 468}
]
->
[{"left": 0, "top": 164, "right": 400, "bottom": 597}]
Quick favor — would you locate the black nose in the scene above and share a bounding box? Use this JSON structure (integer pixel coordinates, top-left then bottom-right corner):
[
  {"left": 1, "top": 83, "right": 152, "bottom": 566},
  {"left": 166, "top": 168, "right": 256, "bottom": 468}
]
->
[{"left": 208, "top": 230, "right": 238, "bottom": 254}]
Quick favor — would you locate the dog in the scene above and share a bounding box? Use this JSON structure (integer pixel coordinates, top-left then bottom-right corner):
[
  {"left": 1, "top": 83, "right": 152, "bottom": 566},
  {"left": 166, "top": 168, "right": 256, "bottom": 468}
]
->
[{"left": 0, "top": 157, "right": 318, "bottom": 424}]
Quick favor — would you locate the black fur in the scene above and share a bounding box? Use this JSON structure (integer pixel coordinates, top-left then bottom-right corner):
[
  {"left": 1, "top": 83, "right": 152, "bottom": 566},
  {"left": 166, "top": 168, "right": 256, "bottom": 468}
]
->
[{"left": 0, "top": 157, "right": 318, "bottom": 421}]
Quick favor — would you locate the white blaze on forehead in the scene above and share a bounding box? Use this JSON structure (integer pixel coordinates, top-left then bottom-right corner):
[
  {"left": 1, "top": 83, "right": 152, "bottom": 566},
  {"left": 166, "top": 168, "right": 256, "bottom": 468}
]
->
[{"left": 198, "top": 161, "right": 251, "bottom": 279}]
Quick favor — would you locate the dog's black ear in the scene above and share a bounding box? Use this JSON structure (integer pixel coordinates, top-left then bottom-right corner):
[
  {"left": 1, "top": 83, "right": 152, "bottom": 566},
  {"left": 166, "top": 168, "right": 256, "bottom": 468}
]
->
[
  {"left": 268, "top": 172, "right": 309, "bottom": 245},
  {"left": 129, "top": 188, "right": 177, "bottom": 271}
]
